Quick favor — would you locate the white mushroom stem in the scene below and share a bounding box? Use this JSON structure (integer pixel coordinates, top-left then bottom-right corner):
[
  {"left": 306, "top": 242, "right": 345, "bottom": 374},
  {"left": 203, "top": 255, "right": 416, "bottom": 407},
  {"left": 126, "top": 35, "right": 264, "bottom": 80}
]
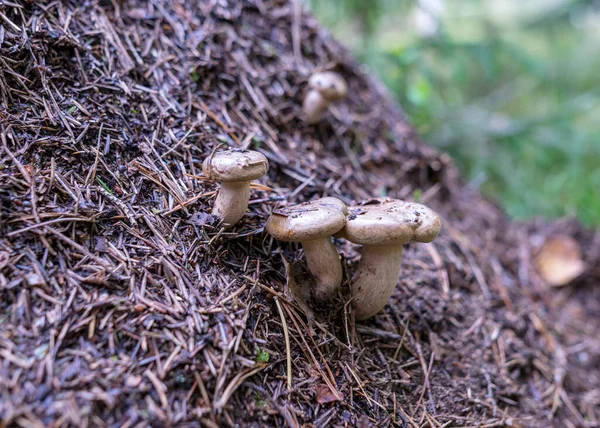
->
[
  {"left": 351, "top": 245, "right": 404, "bottom": 320},
  {"left": 303, "top": 89, "right": 329, "bottom": 124},
  {"left": 212, "top": 181, "right": 251, "bottom": 226},
  {"left": 301, "top": 237, "right": 343, "bottom": 301}
]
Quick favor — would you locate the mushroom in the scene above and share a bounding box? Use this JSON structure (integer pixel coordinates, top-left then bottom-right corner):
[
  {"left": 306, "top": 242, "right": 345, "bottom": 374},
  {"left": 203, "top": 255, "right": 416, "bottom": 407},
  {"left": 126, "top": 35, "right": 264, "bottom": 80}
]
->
[
  {"left": 266, "top": 197, "right": 347, "bottom": 302},
  {"left": 302, "top": 71, "right": 348, "bottom": 124},
  {"left": 338, "top": 198, "right": 442, "bottom": 320},
  {"left": 202, "top": 149, "right": 268, "bottom": 226}
]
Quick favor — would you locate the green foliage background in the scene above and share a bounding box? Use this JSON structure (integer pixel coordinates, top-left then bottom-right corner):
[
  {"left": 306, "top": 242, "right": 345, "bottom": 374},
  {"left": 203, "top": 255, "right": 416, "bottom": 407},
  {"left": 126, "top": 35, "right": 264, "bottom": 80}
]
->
[{"left": 309, "top": 0, "right": 600, "bottom": 227}]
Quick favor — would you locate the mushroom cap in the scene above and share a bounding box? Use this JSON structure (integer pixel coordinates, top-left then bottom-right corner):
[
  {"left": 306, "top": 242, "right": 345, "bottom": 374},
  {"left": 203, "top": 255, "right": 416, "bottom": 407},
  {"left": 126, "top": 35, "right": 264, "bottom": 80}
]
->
[
  {"left": 308, "top": 72, "right": 348, "bottom": 101},
  {"left": 202, "top": 149, "right": 268, "bottom": 182},
  {"left": 266, "top": 197, "right": 348, "bottom": 242},
  {"left": 338, "top": 198, "right": 442, "bottom": 246}
]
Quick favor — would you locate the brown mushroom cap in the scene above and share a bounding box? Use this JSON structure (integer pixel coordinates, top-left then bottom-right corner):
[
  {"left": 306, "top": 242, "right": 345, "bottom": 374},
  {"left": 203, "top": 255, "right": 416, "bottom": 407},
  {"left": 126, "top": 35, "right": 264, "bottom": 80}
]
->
[
  {"left": 338, "top": 198, "right": 442, "bottom": 246},
  {"left": 308, "top": 72, "right": 348, "bottom": 101},
  {"left": 266, "top": 197, "right": 348, "bottom": 242},
  {"left": 202, "top": 149, "right": 268, "bottom": 182}
]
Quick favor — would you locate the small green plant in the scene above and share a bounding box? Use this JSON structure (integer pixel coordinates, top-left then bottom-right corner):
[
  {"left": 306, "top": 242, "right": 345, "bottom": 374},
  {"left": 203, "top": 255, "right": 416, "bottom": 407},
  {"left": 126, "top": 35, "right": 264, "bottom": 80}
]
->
[
  {"left": 251, "top": 136, "right": 263, "bottom": 148},
  {"left": 413, "top": 188, "right": 422, "bottom": 202},
  {"left": 255, "top": 349, "right": 270, "bottom": 364},
  {"left": 254, "top": 392, "right": 267, "bottom": 407}
]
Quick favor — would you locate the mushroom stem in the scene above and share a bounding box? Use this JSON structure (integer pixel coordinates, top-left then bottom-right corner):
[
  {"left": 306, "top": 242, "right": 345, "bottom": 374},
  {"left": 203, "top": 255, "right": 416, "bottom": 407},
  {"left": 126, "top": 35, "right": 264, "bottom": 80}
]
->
[
  {"left": 303, "top": 90, "right": 328, "bottom": 124},
  {"left": 351, "top": 245, "right": 404, "bottom": 320},
  {"left": 212, "top": 181, "right": 250, "bottom": 226},
  {"left": 301, "top": 237, "right": 343, "bottom": 301}
]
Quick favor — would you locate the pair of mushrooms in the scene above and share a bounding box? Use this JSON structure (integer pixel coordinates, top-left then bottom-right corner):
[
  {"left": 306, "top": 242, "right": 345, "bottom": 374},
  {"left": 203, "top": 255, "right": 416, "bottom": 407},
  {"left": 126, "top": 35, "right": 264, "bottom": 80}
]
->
[
  {"left": 267, "top": 198, "right": 442, "bottom": 320},
  {"left": 302, "top": 71, "right": 348, "bottom": 124}
]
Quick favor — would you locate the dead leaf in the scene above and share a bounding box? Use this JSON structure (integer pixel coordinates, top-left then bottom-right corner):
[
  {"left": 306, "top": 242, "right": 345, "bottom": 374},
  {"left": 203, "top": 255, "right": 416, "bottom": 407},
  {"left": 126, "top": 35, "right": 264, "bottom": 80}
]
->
[
  {"left": 536, "top": 235, "right": 585, "bottom": 286},
  {"left": 356, "top": 415, "right": 372, "bottom": 428},
  {"left": 95, "top": 237, "right": 108, "bottom": 252},
  {"left": 25, "top": 272, "right": 45, "bottom": 287},
  {"left": 188, "top": 211, "right": 216, "bottom": 226},
  {"left": 315, "top": 383, "right": 340, "bottom": 404},
  {"left": 125, "top": 374, "right": 142, "bottom": 388}
]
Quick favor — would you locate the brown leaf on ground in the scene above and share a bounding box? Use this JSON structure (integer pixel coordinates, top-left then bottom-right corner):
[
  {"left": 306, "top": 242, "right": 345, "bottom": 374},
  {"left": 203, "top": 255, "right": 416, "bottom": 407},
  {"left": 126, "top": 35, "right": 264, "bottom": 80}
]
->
[
  {"left": 536, "top": 234, "right": 586, "bottom": 286},
  {"left": 315, "top": 383, "right": 341, "bottom": 404}
]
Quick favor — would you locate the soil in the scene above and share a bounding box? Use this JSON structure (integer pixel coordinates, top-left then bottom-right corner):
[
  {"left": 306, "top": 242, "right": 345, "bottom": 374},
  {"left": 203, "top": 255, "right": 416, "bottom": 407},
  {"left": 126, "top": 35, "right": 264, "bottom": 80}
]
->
[{"left": 1, "top": 1, "right": 598, "bottom": 427}]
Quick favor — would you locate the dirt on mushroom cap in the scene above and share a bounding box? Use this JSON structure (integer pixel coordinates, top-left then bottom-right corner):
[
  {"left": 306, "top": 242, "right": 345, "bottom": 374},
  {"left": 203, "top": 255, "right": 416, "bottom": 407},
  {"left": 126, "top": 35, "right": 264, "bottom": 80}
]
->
[
  {"left": 308, "top": 71, "right": 348, "bottom": 101},
  {"left": 338, "top": 198, "right": 442, "bottom": 246},
  {"left": 202, "top": 149, "right": 268, "bottom": 182},
  {"left": 266, "top": 197, "right": 347, "bottom": 242}
]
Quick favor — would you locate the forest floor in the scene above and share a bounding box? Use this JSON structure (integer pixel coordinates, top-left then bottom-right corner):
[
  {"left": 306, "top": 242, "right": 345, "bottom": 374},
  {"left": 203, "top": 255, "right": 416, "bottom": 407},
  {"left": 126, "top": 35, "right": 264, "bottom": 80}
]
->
[{"left": 0, "top": 1, "right": 599, "bottom": 427}]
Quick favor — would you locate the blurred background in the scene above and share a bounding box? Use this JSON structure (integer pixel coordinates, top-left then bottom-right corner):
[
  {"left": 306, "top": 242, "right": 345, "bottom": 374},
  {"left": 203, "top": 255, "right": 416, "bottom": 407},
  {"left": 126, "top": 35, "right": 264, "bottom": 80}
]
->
[{"left": 307, "top": 0, "right": 600, "bottom": 227}]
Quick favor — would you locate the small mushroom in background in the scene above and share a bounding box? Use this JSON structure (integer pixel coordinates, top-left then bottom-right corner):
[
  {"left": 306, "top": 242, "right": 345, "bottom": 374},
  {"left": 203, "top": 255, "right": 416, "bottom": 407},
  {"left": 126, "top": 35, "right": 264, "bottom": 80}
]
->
[
  {"left": 202, "top": 149, "right": 268, "bottom": 227},
  {"left": 266, "top": 197, "right": 347, "bottom": 302},
  {"left": 302, "top": 71, "right": 348, "bottom": 124},
  {"left": 337, "top": 198, "right": 442, "bottom": 320},
  {"left": 536, "top": 234, "right": 585, "bottom": 286}
]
